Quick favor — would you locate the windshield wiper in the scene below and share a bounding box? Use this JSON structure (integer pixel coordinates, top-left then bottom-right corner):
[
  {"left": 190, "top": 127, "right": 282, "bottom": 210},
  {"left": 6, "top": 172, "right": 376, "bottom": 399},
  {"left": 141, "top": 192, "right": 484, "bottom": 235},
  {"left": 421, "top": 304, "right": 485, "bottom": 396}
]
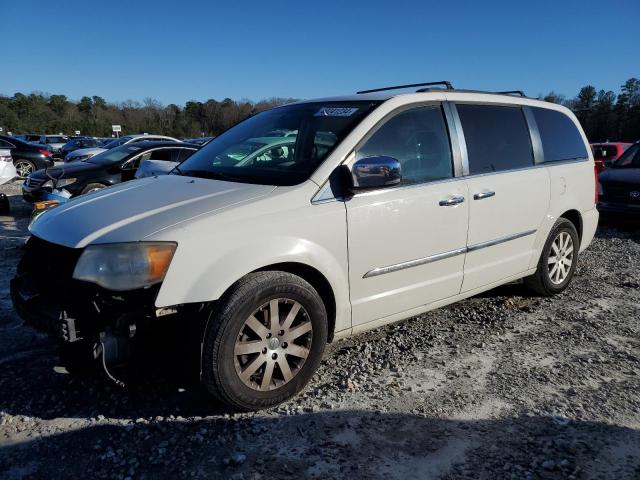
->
[
  {"left": 171, "top": 164, "right": 184, "bottom": 176},
  {"left": 182, "top": 169, "right": 245, "bottom": 183}
]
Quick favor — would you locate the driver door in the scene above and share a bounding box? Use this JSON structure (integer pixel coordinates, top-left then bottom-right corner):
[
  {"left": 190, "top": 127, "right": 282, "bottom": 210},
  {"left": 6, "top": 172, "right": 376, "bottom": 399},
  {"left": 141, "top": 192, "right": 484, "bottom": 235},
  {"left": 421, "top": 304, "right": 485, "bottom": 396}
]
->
[{"left": 346, "top": 104, "right": 470, "bottom": 326}]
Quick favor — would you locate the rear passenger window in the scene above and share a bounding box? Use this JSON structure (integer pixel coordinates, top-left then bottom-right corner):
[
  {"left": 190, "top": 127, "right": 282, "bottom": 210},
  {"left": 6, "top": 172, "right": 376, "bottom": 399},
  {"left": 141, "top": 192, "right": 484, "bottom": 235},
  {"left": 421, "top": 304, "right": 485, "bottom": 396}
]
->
[
  {"left": 457, "top": 104, "right": 533, "bottom": 174},
  {"left": 531, "top": 107, "right": 588, "bottom": 162},
  {"left": 357, "top": 105, "right": 453, "bottom": 185}
]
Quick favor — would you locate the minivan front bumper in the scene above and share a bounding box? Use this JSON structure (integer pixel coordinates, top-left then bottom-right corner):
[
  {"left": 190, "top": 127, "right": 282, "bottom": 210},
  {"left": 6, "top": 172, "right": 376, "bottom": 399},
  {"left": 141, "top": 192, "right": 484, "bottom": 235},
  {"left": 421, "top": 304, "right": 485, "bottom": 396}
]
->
[{"left": 10, "top": 236, "right": 179, "bottom": 370}]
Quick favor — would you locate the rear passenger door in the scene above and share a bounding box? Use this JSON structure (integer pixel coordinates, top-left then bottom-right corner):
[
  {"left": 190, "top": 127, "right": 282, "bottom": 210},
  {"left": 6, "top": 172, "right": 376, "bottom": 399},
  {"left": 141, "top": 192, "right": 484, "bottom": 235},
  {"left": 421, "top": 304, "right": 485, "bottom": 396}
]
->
[{"left": 454, "top": 103, "right": 550, "bottom": 292}]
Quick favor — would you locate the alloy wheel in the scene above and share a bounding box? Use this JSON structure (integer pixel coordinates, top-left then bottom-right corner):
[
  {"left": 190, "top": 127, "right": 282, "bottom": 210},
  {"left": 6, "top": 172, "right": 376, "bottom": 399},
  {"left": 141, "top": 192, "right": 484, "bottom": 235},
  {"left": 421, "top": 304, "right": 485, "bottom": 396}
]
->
[
  {"left": 548, "top": 231, "right": 574, "bottom": 285},
  {"left": 234, "top": 298, "right": 313, "bottom": 391},
  {"left": 15, "top": 160, "right": 34, "bottom": 178}
]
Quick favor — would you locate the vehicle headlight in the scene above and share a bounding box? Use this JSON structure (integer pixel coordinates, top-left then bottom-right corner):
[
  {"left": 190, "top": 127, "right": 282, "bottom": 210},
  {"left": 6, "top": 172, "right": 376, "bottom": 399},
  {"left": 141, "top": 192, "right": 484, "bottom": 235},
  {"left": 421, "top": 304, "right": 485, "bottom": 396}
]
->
[
  {"left": 73, "top": 242, "right": 177, "bottom": 291},
  {"left": 55, "top": 177, "right": 77, "bottom": 188},
  {"left": 42, "top": 180, "right": 53, "bottom": 188}
]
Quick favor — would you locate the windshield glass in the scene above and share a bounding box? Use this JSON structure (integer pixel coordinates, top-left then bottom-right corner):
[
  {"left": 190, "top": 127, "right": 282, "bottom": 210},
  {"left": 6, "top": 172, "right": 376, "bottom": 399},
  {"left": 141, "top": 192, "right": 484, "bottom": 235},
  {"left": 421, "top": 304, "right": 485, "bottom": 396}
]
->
[
  {"left": 46, "top": 136, "right": 67, "bottom": 143},
  {"left": 612, "top": 143, "right": 640, "bottom": 168},
  {"left": 177, "top": 101, "right": 381, "bottom": 185},
  {"left": 103, "top": 136, "right": 131, "bottom": 149},
  {"left": 86, "top": 144, "right": 143, "bottom": 165}
]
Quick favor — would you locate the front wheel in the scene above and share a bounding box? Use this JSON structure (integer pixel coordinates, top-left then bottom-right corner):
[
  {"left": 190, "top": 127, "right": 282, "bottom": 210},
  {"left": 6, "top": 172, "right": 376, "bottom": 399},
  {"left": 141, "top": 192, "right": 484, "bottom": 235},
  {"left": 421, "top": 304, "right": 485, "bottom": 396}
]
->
[
  {"left": 525, "top": 218, "right": 580, "bottom": 296},
  {"left": 201, "top": 271, "right": 327, "bottom": 411}
]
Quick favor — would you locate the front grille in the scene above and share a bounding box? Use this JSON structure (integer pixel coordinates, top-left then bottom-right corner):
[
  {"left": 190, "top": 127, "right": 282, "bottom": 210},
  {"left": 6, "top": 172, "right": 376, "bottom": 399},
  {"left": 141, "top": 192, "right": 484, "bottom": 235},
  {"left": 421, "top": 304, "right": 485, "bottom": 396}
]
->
[
  {"left": 17, "top": 236, "right": 84, "bottom": 299},
  {"left": 25, "top": 177, "right": 45, "bottom": 188}
]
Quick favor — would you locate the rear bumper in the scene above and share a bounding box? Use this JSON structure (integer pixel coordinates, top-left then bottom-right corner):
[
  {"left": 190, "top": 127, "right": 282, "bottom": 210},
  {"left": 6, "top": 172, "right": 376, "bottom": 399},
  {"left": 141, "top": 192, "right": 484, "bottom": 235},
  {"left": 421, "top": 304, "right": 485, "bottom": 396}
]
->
[
  {"left": 598, "top": 201, "right": 640, "bottom": 215},
  {"left": 580, "top": 207, "right": 599, "bottom": 253}
]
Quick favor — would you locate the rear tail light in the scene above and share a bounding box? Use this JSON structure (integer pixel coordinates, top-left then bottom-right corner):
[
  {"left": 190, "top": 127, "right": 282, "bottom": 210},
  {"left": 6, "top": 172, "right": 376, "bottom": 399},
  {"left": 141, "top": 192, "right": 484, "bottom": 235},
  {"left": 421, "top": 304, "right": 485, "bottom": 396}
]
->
[
  {"left": 39, "top": 149, "right": 52, "bottom": 157},
  {"left": 0, "top": 155, "right": 11, "bottom": 162},
  {"left": 594, "top": 165, "right": 599, "bottom": 205}
]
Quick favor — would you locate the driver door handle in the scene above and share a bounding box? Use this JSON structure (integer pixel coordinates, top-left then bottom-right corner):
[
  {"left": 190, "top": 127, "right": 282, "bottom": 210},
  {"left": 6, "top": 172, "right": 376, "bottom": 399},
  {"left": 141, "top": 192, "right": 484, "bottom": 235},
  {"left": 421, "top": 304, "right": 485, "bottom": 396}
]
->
[
  {"left": 439, "top": 195, "right": 465, "bottom": 207},
  {"left": 473, "top": 191, "right": 496, "bottom": 200}
]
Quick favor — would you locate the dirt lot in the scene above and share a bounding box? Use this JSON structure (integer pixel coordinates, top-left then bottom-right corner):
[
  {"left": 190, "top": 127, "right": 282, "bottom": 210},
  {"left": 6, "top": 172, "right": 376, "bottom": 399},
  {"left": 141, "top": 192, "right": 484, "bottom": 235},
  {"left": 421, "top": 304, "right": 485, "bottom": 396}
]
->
[{"left": 0, "top": 180, "right": 639, "bottom": 480}]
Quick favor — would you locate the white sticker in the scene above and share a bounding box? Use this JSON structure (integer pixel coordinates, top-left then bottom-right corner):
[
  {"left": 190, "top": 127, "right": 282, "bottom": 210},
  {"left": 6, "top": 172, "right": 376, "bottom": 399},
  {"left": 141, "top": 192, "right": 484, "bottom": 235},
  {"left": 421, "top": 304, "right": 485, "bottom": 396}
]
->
[{"left": 314, "top": 107, "right": 359, "bottom": 117}]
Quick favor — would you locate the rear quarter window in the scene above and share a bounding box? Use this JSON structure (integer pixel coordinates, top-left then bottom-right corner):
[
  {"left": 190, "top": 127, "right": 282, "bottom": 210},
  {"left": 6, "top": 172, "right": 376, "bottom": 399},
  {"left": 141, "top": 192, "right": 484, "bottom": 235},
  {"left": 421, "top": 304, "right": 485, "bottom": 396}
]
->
[{"left": 532, "top": 107, "right": 588, "bottom": 162}]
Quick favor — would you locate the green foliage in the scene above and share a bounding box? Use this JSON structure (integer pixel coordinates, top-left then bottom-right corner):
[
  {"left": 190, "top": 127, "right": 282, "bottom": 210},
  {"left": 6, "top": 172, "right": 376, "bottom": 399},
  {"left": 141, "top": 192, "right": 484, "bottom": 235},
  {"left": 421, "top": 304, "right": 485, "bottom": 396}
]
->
[
  {"left": 542, "top": 78, "right": 640, "bottom": 142},
  {"left": 0, "top": 93, "right": 296, "bottom": 138}
]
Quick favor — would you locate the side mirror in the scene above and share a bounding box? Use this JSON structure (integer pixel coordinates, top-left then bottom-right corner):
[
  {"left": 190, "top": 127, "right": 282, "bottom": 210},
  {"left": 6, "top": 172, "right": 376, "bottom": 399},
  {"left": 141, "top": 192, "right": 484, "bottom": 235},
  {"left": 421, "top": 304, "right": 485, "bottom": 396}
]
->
[{"left": 350, "top": 156, "right": 401, "bottom": 190}]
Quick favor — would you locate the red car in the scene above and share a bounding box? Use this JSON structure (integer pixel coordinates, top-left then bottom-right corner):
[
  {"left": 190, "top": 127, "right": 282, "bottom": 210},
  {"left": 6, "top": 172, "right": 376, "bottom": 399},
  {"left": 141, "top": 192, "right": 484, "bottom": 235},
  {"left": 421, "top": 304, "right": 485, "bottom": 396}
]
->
[{"left": 591, "top": 142, "right": 632, "bottom": 173}]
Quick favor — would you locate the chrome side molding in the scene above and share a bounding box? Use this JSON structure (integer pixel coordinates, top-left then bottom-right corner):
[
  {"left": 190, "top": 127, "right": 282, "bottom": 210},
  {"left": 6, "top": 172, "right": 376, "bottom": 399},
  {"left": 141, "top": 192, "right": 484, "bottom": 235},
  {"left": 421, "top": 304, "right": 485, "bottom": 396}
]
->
[
  {"left": 363, "top": 248, "right": 467, "bottom": 278},
  {"left": 363, "top": 229, "right": 537, "bottom": 278}
]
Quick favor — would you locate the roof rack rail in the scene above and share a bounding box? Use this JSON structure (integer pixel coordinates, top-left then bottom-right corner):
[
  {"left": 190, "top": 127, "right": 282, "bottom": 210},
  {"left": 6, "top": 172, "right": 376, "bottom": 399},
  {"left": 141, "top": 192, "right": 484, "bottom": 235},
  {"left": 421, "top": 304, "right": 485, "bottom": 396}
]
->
[
  {"left": 495, "top": 90, "right": 526, "bottom": 97},
  {"left": 357, "top": 81, "right": 454, "bottom": 95}
]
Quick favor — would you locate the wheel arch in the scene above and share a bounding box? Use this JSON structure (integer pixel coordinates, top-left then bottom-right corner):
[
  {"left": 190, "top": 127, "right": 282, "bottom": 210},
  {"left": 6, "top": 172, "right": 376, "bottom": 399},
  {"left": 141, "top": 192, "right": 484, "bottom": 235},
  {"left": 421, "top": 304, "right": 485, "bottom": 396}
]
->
[
  {"left": 252, "top": 262, "right": 337, "bottom": 343},
  {"left": 559, "top": 209, "right": 583, "bottom": 242}
]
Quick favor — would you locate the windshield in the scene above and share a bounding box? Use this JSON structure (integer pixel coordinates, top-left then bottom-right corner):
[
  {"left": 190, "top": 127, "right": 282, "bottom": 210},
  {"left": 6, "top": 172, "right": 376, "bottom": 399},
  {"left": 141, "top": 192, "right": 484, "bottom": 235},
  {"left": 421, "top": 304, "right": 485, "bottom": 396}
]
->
[
  {"left": 86, "top": 144, "right": 143, "bottom": 165},
  {"left": 102, "top": 136, "right": 131, "bottom": 149},
  {"left": 612, "top": 143, "right": 640, "bottom": 168},
  {"left": 177, "top": 101, "right": 381, "bottom": 185},
  {"left": 46, "top": 136, "right": 68, "bottom": 143}
]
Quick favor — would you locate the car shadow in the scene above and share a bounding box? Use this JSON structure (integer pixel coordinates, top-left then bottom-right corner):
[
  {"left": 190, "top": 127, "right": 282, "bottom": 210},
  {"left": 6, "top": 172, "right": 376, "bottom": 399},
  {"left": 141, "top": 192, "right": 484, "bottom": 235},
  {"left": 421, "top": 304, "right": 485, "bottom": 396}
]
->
[{"left": 1, "top": 409, "right": 638, "bottom": 479}]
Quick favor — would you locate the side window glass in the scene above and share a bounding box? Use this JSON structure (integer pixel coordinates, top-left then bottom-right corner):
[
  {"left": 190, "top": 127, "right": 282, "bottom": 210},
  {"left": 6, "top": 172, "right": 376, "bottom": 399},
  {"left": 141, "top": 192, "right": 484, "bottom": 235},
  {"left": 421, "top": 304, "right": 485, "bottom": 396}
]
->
[
  {"left": 457, "top": 104, "right": 533, "bottom": 174},
  {"left": 531, "top": 107, "right": 588, "bottom": 162},
  {"left": 148, "top": 149, "right": 173, "bottom": 161},
  {"left": 356, "top": 105, "right": 453, "bottom": 185},
  {"left": 175, "top": 149, "right": 196, "bottom": 163}
]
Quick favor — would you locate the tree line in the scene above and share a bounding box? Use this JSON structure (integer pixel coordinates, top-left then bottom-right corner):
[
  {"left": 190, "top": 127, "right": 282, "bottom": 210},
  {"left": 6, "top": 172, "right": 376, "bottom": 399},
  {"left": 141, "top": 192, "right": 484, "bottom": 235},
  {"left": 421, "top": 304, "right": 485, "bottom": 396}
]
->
[
  {"left": 0, "top": 94, "right": 296, "bottom": 139},
  {"left": 1, "top": 78, "right": 639, "bottom": 142}
]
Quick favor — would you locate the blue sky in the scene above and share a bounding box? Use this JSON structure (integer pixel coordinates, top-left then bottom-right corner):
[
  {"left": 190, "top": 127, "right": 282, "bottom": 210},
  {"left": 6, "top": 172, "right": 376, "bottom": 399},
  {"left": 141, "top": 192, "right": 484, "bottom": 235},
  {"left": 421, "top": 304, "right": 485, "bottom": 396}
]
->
[{"left": 3, "top": 0, "right": 638, "bottom": 105}]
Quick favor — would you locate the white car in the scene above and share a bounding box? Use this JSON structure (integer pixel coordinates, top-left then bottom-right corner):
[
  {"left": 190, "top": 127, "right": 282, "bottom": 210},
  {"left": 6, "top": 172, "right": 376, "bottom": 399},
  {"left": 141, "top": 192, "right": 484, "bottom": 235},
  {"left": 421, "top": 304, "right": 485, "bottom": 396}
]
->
[
  {"left": 0, "top": 149, "right": 17, "bottom": 185},
  {"left": 12, "top": 83, "right": 598, "bottom": 411},
  {"left": 64, "top": 134, "right": 182, "bottom": 163}
]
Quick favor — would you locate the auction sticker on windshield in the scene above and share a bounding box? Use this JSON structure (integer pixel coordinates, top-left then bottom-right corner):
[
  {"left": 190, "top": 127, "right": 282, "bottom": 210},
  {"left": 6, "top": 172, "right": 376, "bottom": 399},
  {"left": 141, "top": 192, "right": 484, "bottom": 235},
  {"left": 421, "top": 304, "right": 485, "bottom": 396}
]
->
[{"left": 314, "top": 107, "right": 359, "bottom": 117}]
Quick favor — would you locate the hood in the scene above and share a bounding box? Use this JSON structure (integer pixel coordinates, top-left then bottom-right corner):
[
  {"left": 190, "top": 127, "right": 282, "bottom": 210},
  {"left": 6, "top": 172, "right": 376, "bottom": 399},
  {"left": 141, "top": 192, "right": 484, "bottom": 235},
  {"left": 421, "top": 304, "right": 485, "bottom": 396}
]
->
[
  {"left": 29, "top": 175, "right": 276, "bottom": 248},
  {"left": 599, "top": 167, "right": 640, "bottom": 185},
  {"left": 31, "top": 161, "right": 104, "bottom": 179}
]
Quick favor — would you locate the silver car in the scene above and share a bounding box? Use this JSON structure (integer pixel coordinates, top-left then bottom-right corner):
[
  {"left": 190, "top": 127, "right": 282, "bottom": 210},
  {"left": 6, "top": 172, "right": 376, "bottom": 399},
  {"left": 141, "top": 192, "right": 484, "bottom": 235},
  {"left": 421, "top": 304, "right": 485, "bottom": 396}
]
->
[{"left": 65, "top": 134, "right": 182, "bottom": 163}]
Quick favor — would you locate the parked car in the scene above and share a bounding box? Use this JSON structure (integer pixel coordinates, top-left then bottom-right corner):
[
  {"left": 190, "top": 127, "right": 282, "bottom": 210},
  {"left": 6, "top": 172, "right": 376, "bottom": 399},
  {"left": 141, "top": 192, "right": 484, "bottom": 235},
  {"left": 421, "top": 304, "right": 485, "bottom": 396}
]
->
[
  {"left": 64, "top": 134, "right": 182, "bottom": 163},
  {"left": 591, "top": 142, "right": 632, "bottom": 173},
  {"left": 598, "top": 141, "right": 640, "bottom": 215},
  {"left": 0, "top": 135, "right": 54, "bottom": 177},
  {"left": 11, "top": 84, "right": 598, "bottom": 411},
  {"left": 22, "top": 141, "right": 199, "bottom": 201},
  {"left": 134, "top": 147, "right": 199, "bottom": 178},
  {"left": 0, "top": 149, "right": 17, "bottom": 185},
  {"left": 183, "top": 136, "right": 215, "bottom": 146},
  {"left": 60, "top": 137, "right": 106, "bottom": 158},
  {"left": 19, "top": 135, "right": 69, "bottom": 159},
  {"left": 134, "top": 137, "right": 302, "bottom": 179}
]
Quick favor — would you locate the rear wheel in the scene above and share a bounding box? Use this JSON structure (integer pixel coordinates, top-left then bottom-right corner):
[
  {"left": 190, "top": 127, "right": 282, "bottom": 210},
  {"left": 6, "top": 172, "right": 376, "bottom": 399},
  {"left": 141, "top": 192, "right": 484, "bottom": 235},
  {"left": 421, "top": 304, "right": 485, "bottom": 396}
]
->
[
  {"left": 14, "top": 159, "right": 35, "bottom": 178},
  {"left": 525, "top": 218, "right": 580, "bottom": 296},
  {"left": 201, "top": 271, "right": 327, "bottom": 411}
]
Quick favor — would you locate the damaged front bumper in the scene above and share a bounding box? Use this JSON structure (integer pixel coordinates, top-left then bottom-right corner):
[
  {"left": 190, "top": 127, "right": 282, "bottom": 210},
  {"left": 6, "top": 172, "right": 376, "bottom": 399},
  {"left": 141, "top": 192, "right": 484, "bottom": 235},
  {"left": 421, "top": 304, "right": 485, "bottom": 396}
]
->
[{"left": 10, "top": 236, "right": 194, "bottom": 382}]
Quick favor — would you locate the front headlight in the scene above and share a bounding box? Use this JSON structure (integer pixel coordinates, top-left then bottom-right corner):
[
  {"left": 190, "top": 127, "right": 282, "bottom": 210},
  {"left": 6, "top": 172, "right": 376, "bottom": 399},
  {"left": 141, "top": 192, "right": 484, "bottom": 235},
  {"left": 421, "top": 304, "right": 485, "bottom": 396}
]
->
[
  {"left": 42, "top": 180, "right": 53, "bottom": 188},
  {"left": 55, "top": 177, "right": 77, "bottom": 188},
  {"left": 73, "top": 242, "right": 177, "bottom": 291}
]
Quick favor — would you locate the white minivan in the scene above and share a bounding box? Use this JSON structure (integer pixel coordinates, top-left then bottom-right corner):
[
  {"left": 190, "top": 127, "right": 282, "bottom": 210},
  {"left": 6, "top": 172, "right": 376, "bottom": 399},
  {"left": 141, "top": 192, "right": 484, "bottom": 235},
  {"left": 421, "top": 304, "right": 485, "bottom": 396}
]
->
[{"left": 12, "top": 83, "right": 599, "bottom": 410}]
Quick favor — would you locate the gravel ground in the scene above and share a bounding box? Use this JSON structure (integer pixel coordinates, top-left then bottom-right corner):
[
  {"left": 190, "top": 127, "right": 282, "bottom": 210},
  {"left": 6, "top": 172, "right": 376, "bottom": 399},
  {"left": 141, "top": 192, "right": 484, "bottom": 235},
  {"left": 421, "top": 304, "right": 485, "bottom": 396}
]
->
[{"left": 0, "top": 180, "right": 639, "bottom": 480}]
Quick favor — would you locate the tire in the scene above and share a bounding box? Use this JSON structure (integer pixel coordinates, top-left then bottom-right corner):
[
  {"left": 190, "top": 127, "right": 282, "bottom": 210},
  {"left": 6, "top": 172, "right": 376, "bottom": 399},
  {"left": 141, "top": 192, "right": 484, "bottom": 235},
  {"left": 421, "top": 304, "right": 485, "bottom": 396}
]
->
[
  {"left": 525, "top": 218, "right": 580, "bottom": 296},
  {"left": 14, "top": 159, "right": 36, "bottom": 178},
  {"left": 201, "top": 271, "right": 328, "bottom": 411},
  {"left": 81, "top": 183, "right": 106, "bottom": 194}
]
